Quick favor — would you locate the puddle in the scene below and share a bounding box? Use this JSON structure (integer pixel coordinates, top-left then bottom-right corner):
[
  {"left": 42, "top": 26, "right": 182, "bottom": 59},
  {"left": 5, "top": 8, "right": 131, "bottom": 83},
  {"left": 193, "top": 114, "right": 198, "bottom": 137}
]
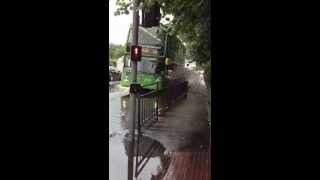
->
[{"left": 109, "top": 84, "right": 169, "bottom": 180}]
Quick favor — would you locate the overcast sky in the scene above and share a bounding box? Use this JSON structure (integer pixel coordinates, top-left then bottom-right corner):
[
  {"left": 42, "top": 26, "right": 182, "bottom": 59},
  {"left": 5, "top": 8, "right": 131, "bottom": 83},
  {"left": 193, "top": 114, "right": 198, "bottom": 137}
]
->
[
  {"left": 109, "top": 0, "right": 172, "bottom": 45},
  {"left": 109, "top": 0, "right": 132, "bottom": 45}
]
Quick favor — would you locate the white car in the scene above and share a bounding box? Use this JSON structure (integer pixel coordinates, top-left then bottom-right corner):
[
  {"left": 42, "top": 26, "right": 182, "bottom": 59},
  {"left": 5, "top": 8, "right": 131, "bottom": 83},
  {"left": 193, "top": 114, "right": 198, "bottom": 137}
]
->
[{"left": 109, "top": 66, "right": 116, "bottom": 72}]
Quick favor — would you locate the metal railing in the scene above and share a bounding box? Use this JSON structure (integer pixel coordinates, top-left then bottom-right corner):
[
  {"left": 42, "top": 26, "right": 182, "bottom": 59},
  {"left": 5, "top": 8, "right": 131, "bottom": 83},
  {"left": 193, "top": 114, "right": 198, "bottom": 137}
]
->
[
  {"left": 137, "top": 90, "right": 159, "bottom": 129},
  {"left": 131, "top": 80, "right": 188, "bottom": 178},
  {"left": 133, "top": 88, "right": 159, "bottom": 178},
  {"left": 134, "top": 134, "right": 163, "bottom": 177}
]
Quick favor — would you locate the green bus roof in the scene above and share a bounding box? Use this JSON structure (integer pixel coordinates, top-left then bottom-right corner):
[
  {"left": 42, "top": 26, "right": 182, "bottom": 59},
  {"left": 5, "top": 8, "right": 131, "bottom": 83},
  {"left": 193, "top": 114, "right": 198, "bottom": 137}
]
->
[{"left": 127, "top": 26, "right": 166, "bottom": 47}]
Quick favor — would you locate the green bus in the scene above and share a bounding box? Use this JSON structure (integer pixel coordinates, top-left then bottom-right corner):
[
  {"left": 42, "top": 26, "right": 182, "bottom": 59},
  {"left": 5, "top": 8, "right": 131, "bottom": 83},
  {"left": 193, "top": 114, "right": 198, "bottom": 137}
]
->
[{"left": 120, "top": 26, "right": 186, "bottom": 91}]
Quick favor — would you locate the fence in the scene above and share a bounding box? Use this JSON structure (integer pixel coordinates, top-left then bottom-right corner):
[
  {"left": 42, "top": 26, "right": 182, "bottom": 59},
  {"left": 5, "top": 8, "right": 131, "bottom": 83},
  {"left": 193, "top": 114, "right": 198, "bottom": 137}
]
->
[
  {"left": 134, "top": 134, "right": 164, "bottom": 177},
  {"left": 137, "top": 89, "right": 159, "bottom": 129},
  {"left": 133, "top": 88, "right": 159, "bottom": 178},
  {"left": 131, "top": 80, "right": 188, "bottom": 178}
]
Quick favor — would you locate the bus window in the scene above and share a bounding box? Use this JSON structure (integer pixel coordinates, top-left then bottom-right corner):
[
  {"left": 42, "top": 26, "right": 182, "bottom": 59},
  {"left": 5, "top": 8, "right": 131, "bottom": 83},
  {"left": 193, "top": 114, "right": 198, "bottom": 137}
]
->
[
  {"left": 137, "top": 60, "right": 156, "bottom": 73},
  {"left": 138, "top": 57, "right": 163, "bottom": 74},
  {"left": 124, "top": 56, "right": 164, "bottom": 75}
]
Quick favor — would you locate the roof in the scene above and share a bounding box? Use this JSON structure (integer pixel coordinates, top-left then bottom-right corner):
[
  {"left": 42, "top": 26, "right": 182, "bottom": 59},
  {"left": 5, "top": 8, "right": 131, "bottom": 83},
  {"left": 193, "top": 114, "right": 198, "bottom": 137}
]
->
[{"left": 128, "top": 26, "right": 166, "bottom": 47}]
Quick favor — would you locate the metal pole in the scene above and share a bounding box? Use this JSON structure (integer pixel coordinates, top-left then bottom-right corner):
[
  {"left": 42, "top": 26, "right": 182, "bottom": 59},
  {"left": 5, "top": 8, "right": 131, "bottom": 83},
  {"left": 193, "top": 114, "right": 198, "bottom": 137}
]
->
[
  {"left": 128, "top": 0, "right": 139, "bottom": 180},
  {"left": 156, "top": 82, "right": 158, "bottom": 121}
]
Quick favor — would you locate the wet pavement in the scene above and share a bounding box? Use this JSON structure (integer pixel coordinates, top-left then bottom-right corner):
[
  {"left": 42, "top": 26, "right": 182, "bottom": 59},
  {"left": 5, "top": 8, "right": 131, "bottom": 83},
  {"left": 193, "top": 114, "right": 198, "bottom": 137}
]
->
[
  {"left": 145, "top": 70, "right": 210, "bottom": 152},
  {"left": 108, "top": 70, "right": 210, "bottom": 180},
  {"left": 109, "top": 82, "right": 165, "bottom": 180},
  {"left": 144, "top": 70, "right": 210, "bottom": 180},
  {"left": 162, "top": 152, "right": 209, "bottom": 180}
]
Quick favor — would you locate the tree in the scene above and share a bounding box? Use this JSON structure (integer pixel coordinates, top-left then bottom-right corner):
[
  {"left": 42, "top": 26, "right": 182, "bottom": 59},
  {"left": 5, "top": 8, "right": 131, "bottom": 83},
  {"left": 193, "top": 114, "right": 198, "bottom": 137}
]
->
[
  {"left": 114, "top": 0, "right": 212, "bottom": 126},
  {"left": 109, "top": 44, "right": 126, "bottom": 66},
  {"left": 114, "top": 0, "right": 211, "bottom": 88}
]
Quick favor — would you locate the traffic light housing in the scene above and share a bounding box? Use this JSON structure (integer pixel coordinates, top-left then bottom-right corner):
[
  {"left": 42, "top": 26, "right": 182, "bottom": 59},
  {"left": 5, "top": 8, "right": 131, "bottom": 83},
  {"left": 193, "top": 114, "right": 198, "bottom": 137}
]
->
[
  {"left": 130, "top": 45, "right": 142, "bottom": 61},
  {"left": 142, "top": 2, "right": 161, "bottom": 27}
]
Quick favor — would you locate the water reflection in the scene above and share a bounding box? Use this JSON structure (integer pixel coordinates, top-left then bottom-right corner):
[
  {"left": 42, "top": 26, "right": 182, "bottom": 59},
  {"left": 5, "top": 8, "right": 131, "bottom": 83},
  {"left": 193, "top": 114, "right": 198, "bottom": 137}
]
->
[
  {"left": 123, "top": 133, "right": 167, "bottom": 180},
  {"left": 109, "top": 85, "right": 168, "bottom": 180},
  {"left": 120, "top": 95, "right": 129, "bottom": 130},
  {"left": 119, "top": 95, "right": 158, "bottom": 130},
  {"left": 123, "top": 133, "right": 165, "bottom": 158},
  {"left": 109, "top": 81, "right": 123, "bottom": 93}
]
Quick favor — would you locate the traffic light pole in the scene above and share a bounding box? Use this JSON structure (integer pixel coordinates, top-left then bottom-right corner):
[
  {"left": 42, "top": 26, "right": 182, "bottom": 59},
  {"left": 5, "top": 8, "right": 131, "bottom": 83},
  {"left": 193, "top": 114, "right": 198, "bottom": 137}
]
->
[{"left": 128, "top": 0, "right": 139, "bottom": 180}]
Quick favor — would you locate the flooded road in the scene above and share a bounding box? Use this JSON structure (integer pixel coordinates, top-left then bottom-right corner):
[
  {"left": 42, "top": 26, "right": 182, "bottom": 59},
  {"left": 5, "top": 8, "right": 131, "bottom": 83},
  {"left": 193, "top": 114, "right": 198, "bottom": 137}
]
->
[{"left": 108, "top": 82, "right": 166, "bottom": 180}]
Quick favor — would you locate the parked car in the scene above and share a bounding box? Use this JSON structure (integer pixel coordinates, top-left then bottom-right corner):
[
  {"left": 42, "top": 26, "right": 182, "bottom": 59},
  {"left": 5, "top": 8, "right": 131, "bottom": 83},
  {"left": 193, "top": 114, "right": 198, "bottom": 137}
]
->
[
  {"left": 109, "top": 66, "right": 117, "bottom": 73},
  {"left": 109, "top": 66, "right": 120, "bottom": 81},
  {"left": 109, "top": 71, "right": 114, "bottom": 81}
]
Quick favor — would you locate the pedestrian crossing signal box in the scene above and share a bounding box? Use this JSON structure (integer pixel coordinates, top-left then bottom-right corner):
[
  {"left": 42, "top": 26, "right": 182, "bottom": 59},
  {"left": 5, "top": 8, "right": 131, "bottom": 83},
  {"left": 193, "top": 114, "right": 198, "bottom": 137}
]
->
[
  {"left": 130, "top": 45, "right": 142, "bottom": 62},
  {"left": 130, "top": 83, "right": 142, "bottom": 93}
]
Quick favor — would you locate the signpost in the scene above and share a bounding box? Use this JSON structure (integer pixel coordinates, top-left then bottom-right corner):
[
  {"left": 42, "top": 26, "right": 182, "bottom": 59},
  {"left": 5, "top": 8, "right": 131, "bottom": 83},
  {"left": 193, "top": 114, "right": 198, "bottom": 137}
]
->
[
  {"left": 128, "top": 0, "right": 140, "bottom": 180},
  {"left": 127, "top": 1, "right": 161, "bottom": 179}
]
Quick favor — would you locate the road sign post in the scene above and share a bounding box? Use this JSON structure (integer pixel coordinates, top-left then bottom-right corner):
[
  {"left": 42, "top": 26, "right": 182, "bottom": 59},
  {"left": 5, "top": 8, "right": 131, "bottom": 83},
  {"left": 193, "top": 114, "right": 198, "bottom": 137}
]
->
[{"left": 128, "top": 0, "right": 140, "bottom": 180}]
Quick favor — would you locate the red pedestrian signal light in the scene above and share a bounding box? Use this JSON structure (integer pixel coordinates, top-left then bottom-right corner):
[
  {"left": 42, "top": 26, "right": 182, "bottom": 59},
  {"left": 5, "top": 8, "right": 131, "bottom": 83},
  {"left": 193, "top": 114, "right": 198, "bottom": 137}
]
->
[
  {"left": 131, "top": 45, "right": 142, "bottom": 61},
  {"left": 134, "top": 47, "right": 138, "bottom": 55}
]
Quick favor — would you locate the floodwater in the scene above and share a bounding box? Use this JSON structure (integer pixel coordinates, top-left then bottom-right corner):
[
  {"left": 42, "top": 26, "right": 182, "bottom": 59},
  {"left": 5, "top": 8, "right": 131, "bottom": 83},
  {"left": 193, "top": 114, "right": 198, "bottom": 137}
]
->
[
  {"left": 108, "top": 82, "right": 167, "bottom": 180},
  {"left": 108, "top": 69, "right": 210, "bottom": 180}
]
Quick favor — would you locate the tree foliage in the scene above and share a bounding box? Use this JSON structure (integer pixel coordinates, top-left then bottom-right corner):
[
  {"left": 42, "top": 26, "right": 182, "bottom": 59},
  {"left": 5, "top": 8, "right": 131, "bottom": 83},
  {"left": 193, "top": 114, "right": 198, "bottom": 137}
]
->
[
  {"left": 109, "top": 44, "right": 126, "bottom": 66},
  {"left": 114, "top": 0, "right": 211, "bottom": 87}
]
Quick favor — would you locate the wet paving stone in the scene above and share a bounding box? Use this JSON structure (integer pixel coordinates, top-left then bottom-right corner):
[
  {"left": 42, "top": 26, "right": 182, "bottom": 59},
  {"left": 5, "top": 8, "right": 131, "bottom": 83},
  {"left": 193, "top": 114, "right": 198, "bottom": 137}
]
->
[
  {"left": 145, "top": 70, "right": 210, "bottom": 180},
  {"left": 162, "top": 151, "right": 210, "bottom": 180}
]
